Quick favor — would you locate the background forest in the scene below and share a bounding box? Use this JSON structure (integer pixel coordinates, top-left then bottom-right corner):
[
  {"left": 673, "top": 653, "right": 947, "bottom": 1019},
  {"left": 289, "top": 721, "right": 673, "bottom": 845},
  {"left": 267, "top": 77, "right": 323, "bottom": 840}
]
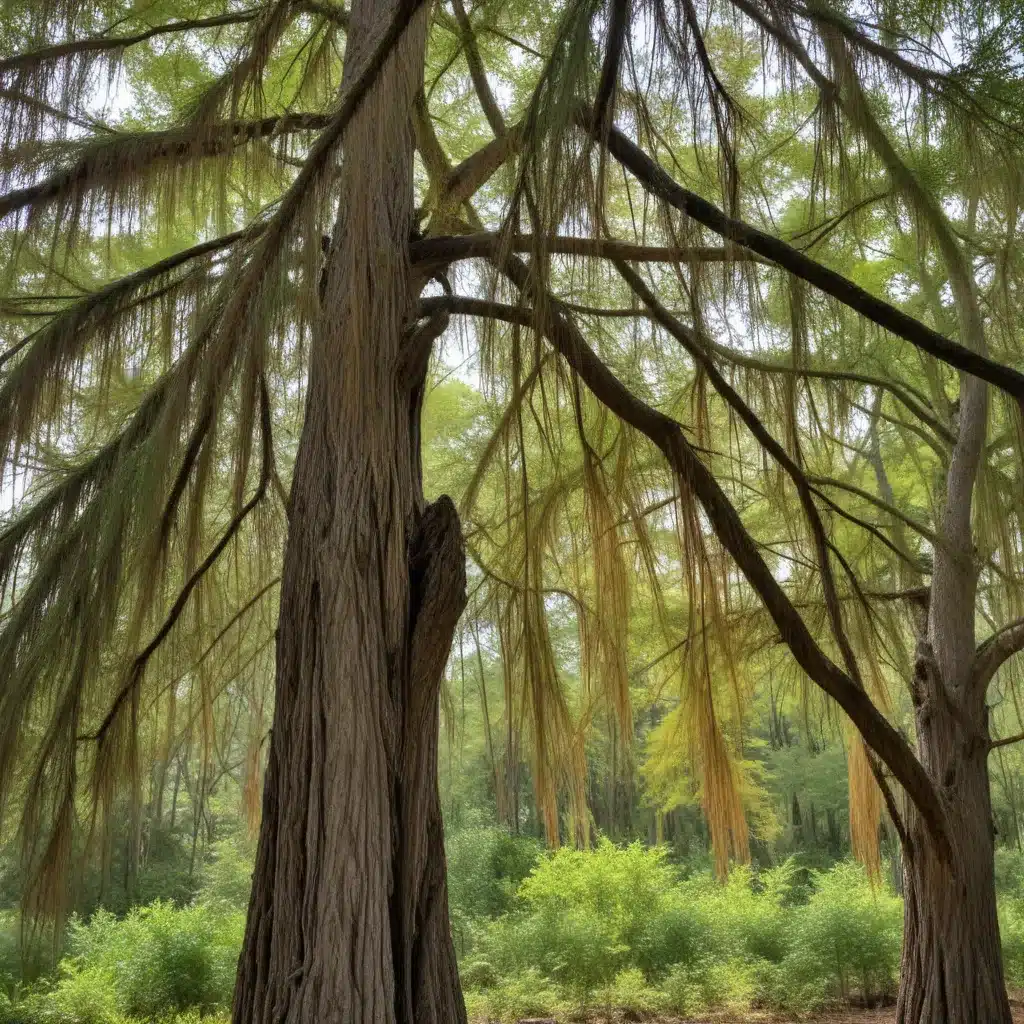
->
[
  {"left": 3, "top": 0, "right": 1024, "bottom": 1020},
  {"left": 0, "top": 375, "right": 1022, "bottom": 1022}
]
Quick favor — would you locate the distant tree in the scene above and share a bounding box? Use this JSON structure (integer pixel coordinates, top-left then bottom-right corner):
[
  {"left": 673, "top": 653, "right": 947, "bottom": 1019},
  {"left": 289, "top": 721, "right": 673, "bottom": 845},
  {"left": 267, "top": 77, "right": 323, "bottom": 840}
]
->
[{"left": 2, "top": 0, "right": 1024, "bottom": 1022}]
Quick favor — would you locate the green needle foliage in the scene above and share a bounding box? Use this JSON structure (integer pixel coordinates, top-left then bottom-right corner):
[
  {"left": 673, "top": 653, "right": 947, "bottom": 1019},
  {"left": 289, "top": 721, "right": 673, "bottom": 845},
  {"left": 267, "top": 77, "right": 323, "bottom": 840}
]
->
[{"left": 1, "top": 0, "right": 1024, "bottom": 1016}]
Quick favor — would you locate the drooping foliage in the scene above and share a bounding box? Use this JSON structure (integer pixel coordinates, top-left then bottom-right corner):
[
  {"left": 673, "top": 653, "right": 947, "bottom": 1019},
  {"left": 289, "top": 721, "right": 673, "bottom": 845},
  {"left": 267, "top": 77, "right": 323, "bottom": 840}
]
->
[{"left": 2, "top": 0, "right": 1024, "bottom": 930}]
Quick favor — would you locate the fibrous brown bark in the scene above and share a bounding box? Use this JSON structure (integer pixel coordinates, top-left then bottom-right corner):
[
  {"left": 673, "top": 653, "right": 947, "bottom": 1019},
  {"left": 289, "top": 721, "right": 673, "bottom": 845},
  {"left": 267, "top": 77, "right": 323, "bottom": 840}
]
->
[
  {"left": 894, "top": 168, "right": 1010, "bottom": 1014},
  {"left": 232, "top": 2, "right": 467, "bottom": 1022},
  {"left": 897, "top": 643, "right": 1011, "bottom": 1023}
]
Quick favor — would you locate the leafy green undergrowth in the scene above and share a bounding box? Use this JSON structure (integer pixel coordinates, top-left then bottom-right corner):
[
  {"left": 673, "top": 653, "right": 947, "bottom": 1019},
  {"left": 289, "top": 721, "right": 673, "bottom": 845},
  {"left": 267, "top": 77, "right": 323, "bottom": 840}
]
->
[
  {"left": 0, "top": 839, "right": 249, "bottom": 1024},
  {"left": 0, "top": 901, "right": 241, "bottom": 1024},
  {"left": 459, "top": 839, "right": 904, "bottom": 1021},
  {"left": 2, "top": 833, "right": 1024, "bottom": 1022}
]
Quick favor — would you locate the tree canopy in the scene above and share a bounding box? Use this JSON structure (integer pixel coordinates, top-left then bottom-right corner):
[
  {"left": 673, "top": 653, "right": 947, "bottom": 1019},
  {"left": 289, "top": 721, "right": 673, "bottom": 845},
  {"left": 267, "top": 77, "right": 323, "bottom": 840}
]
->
[{"left": 2, "top": 0, "right": 1024, "bottom": 988}]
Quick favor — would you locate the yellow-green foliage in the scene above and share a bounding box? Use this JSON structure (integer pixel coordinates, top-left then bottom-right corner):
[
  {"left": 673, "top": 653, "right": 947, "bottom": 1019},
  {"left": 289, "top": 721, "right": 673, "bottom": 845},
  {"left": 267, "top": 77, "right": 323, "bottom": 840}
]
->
[
  {"left": 459, "top": 839, "right": 906, "bottom": 1018},
  {"left": 1, "top": 902, "right": 243, "bottom": 1024},
  {"left": 6, "top": 839, "right": 1024, "bottom": 1022}
]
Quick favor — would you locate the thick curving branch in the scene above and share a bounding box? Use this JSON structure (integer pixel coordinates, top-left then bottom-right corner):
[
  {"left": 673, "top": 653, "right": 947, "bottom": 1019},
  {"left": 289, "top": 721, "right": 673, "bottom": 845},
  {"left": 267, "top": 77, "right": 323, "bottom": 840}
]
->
[
  {"left": 422, "top": 287, "right": 951, "bottom": 859},
  {"left": 410, "top": 231, "right": 766, "bottom": 267},
  {"left": 582, "top": 109, "right": 1024, "bottom": 407},
  {"left": 976, "top": 617, "right": 1024, "bottom": 695},
  {"left": 493, "top": 297, "right": 951, "bottom": 444}
]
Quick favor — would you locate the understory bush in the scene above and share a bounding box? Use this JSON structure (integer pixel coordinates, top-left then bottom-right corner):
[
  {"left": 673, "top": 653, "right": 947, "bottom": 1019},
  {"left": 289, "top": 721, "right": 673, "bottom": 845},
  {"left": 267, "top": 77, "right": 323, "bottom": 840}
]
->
[
  {"left": 446, "top": 825, "right": 541, "bottom": 957},
  {"left": 0, "top": 901, "right": 242, "bottom": 1024},
  {"left": 3, "top": 832, "right": 1024, "bottom": 1021},
  {"left": 461, "top": 839, "right": 907, "bottom": 1019}
]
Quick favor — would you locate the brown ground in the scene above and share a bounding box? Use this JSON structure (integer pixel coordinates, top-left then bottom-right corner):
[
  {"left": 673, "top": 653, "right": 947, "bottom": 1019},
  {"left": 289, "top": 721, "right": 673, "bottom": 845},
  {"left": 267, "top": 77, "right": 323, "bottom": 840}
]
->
[
  {"left": 791, "top": 1013, "right": 1024, "bottom": 1023},
  {"left": 540, "top": 1008, "right": 1024, "bottom": 1023},
  {"left": 805, "top": 1013, "right": 1024, "bottom": 1023}
]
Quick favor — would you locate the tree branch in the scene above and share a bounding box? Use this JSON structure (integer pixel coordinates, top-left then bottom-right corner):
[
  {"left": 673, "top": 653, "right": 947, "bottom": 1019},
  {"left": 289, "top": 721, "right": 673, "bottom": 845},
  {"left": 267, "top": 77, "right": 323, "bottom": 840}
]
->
[
  {"left": 0, "top": 86, "right": 109, "bottom": 132},
  {"left": 440, "top": 125, "right": 523, "bottom": 208},
  {"left": 615, "top": 257, "right": 868, "bottom": 689},
  {"left": 583, "top": 109, "right": 1024, "bottom": 408},
  {"left": 807, "top": 476, "right": 940, "bottom": 548},
  {"left": 509, "top": 298, "right": 950, "bottom": 443},
  {"left": 976, "top": 617, "right": 1024, "bottom": 693},
  {"left": 83, "top": 378, "right": 274, "bottom": 746},
  {"left": 1, "top": 230, "right": 246, "bottom": 371},
  {"left": 990, "top": 730, "right": 1024, "bottom": 752},
  {"left": 593, "top": 0, "right": 629, "bottom": 134},
  {"left": 450, "top": 0, "right": 506, "bottom": 137},
  {"left": 422, "top": 287, "right": 951, "bottom": 860},
  {"left": 0, "top": 10, "right": 263, "bottom": 74},
  {"left": 410, "top": 231, "right": 765, "bottom": 267},
  {"left": 0, "top": 113, "right": 332, "bottom": 224},
  {"left": 0, "top": 0, "right": 351, "bottom": 76}
]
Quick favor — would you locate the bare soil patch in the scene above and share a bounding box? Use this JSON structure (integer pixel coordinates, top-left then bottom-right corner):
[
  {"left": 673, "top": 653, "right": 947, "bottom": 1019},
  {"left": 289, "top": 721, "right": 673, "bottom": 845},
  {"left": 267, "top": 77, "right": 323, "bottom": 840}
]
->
[{"left": 522, "top": 1006, "right": 1024, "bottom": 1023}]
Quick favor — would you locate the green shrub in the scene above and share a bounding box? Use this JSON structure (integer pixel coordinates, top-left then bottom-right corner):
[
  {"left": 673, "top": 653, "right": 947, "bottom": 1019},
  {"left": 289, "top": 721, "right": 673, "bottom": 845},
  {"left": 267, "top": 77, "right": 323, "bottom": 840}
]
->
[
  {"left": 472, "top": 968, "right": 565, "bottom": 1023},
  {"left": 459, "top": 849, "right": 909, "bottom": 1018},
  {"left": 446, "top": 827, "right": 540, "bottom": 923},
  {"left": 0, "top": 913, "right": 56, "bottom": 997},
  {"left": 517, "top": 839, "right": 675, "bottom": 952},
  {"left": 1000, "top": 895, "right": 1024, "bottom": 988},
  {"left": 470, "top": 840, "right": 674, "bottom": 1001},
  {"left": 4, "top": 902, "right": 244, "bottom": 1023},
  {"left": 995, "top": 849, "right": 1024, "bottom": 900},
  {"left": 6, "top": 964, "right": 119, "bottom": 1024},
  {"left": 476, "top": 904, "right": 625, "bottom": 1001},
  {"left": 196, "top": 838, "right": 256, "bottom": 912},
  {"left": 633, "top": 899, "right": 706, "bottom": 978},
  {"left": 681, "top": 861, "right": 795, "bottom": 964},
  {"left": 661, "top": 956, "right": 757, "bottom": 1015},
  {"left": 778, "top": 861, "right": 901, "bottom": 1007},
  {"left": 445, "top": 826, "right": 540, "bottom": 957},
  {"left": 465, "top": 840, "right": 806, "bottom": 1008},
  {"left": 109, "top": 903, "right": 242, "bottom": 1017},
  {"left": 599, "top": 967, "right": 666, "bottom": 1015}
]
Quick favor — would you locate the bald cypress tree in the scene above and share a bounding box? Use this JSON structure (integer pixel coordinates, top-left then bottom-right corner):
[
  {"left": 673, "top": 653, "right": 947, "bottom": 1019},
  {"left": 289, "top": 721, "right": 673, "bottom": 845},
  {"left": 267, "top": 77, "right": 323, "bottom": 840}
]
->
[{"left": 2, "top": 0, "right": 1024, "bottom": 1021}]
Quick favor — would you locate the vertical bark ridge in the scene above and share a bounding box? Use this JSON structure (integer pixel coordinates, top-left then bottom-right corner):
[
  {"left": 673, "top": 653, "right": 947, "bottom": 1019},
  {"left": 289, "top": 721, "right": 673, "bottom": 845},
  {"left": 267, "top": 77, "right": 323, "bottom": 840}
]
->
[
  {"left": 896, "top": 643, "right": 1011, "bottom": 1023},
  {"left": 233, "top": 1, "right": 465, "bottom": 1021},
  {"left": 395, "top": 496, "right": 468, "bottom": 1024}
]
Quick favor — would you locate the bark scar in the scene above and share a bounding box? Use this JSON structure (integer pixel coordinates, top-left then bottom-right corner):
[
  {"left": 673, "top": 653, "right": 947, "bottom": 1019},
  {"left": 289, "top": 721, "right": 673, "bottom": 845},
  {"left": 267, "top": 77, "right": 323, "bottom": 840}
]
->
[
  {"left": 393, "top": 495, "right": 466, "bottom": 1024},
  {"left": 406, "top": 494, "right": 466, "bottom": 689}
]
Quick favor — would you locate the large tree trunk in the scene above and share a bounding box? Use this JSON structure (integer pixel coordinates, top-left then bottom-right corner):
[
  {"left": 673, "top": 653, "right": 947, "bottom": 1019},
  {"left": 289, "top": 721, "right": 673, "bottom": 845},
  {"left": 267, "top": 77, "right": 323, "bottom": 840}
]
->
[
  {"left": 892, "top": 163, "right": 1012, "bottom": 1017},
  {"left": 897, "top": 351, "right": 1011, "bottom": 1018},
  {"left": 897, "top": 672, "right": 1010, "bottom": 1023},
  {"left": 232, "top": 3, "right": 467, "bottom": 1022}
]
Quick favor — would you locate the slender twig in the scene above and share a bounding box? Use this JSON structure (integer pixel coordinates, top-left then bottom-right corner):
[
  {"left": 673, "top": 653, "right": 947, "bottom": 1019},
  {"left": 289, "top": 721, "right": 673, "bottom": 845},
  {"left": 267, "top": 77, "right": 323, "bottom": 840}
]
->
[{"left": 0, "top": 10, "right": 264, "bottom": 74}]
